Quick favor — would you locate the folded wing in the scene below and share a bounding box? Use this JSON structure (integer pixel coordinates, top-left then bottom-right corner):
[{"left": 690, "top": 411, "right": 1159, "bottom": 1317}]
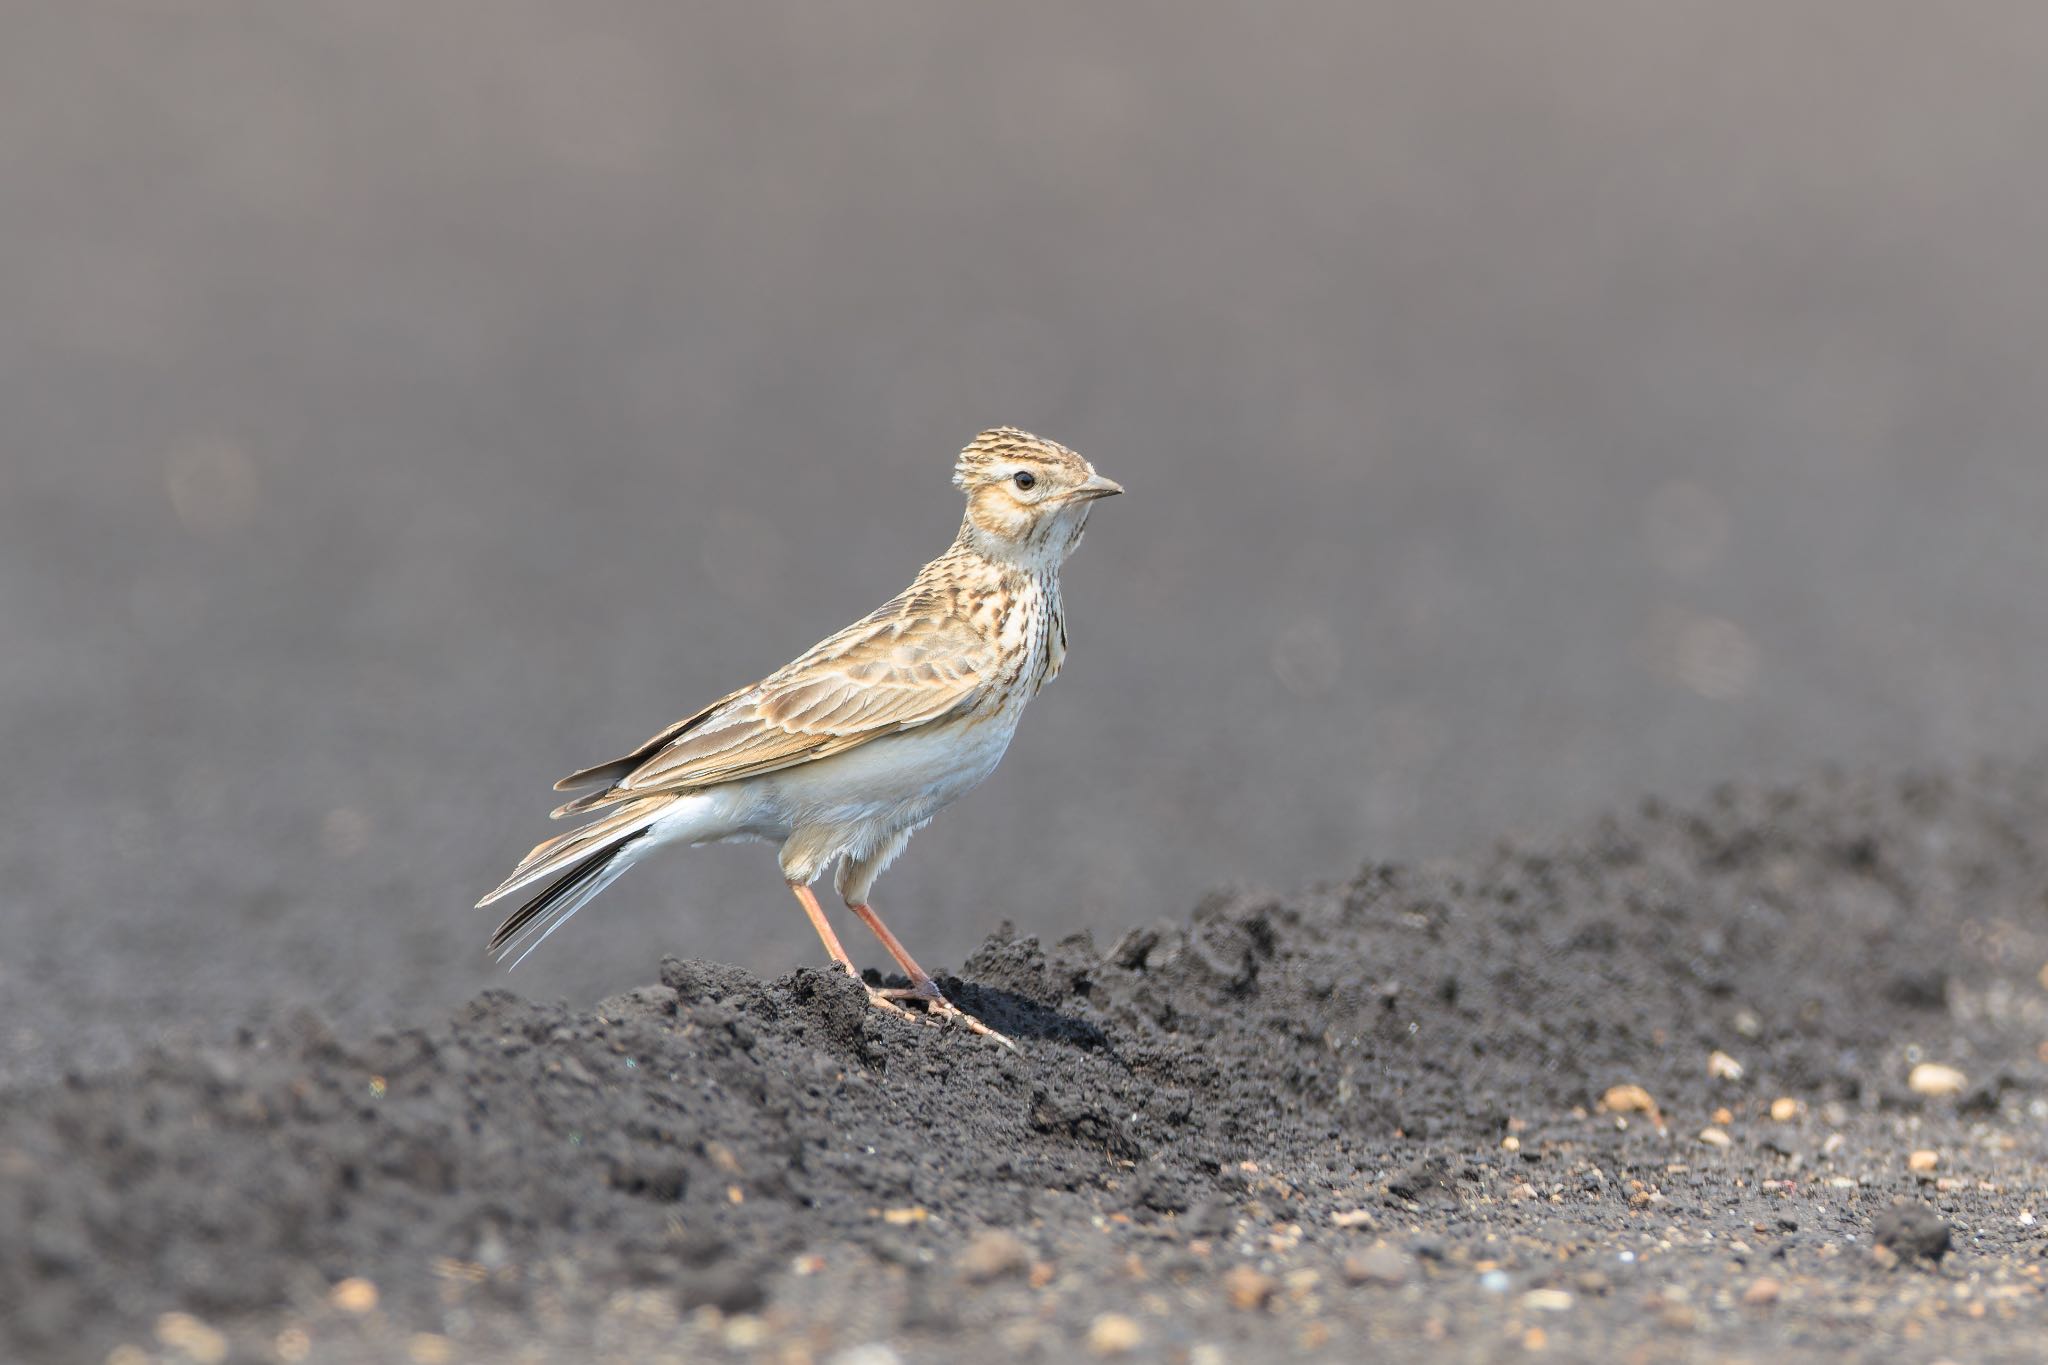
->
[{"left": 551, "top": 602, "right": 996, "bottom": 817}]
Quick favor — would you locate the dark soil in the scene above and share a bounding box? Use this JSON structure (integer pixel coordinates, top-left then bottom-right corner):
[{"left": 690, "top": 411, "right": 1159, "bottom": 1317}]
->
[{"left": 8, "top": 762, "right": 2048, "bottom": 1363}]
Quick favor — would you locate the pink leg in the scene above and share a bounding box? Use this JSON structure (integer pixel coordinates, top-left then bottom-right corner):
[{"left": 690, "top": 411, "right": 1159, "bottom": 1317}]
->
[
  {"left": 850, "top": 902, "right": 1015, "bottom": 1049},
  {"left": 786, "top": 882, "right": 915, "bottom": 1021}
]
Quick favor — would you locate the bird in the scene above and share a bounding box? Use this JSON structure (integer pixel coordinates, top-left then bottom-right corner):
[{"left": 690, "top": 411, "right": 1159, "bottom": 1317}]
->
[{"left": 476, "top": 427, "right": 1123, "bottom": 1047}]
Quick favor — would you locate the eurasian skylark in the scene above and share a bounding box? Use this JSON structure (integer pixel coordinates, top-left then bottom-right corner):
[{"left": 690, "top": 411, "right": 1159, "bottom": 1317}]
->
[{"left": 477, "top": 428, "right": 1122, "bottom": 1046}]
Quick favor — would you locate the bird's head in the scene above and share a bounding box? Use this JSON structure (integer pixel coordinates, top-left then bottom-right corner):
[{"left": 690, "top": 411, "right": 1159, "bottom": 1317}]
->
[{"left": 952, "top": 427, "right": 1122, "bottom": 564}]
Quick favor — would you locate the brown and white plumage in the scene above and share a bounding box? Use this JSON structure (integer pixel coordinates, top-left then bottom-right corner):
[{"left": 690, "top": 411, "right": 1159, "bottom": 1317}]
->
[{"left": 476, "top": 428, "right": 1121, "bottom": 1042}]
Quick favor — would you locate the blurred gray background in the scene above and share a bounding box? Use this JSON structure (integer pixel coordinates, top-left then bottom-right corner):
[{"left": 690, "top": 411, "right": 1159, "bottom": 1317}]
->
[{"left": 7, "top": 2, "right": 2048, "bottom": 1081}]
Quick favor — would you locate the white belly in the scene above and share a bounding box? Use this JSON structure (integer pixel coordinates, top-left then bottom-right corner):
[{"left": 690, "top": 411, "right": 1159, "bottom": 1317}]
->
[
  {"left": 760, "top": 712, "right": 1020, "bottom": 832},
  {"left": 642, "top": 708, "right": 1021, "bottom": 854}
]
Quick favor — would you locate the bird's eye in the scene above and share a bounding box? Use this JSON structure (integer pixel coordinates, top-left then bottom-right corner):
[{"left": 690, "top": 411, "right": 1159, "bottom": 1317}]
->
[{"left": 1012, "top": 470, "right": 1036, "bottom": 490}]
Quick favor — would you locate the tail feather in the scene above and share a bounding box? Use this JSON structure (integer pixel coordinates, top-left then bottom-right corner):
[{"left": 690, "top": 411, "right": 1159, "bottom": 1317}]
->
[
  {"left": 486, "top": 834, "right": 645, "bottom": 968},
  {"left": 475, "top": 795, "right": 673, "bottom": 910},
  {"left": 475, "top": 793, "right": 677, "bottom": 970}
]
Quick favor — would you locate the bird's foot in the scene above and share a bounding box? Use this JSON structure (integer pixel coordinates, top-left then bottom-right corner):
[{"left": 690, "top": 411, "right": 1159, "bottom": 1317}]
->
[
  {"left": 860, "top": 984, "right": 923, "bottom": 1023},
  {"left": 876, "top": 979, "right": 1017, "bottom": 1050}
]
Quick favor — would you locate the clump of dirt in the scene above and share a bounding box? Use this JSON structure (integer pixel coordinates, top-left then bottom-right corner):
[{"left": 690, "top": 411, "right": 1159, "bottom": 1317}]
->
[{"left": 5, "top": 763, "right": 2047, "bottom": 1361}]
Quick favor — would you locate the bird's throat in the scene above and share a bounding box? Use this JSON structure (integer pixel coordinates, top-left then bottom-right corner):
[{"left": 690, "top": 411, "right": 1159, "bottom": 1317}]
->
[{"left": 954, "top": 504, "right": 1088, "bottom": 571}]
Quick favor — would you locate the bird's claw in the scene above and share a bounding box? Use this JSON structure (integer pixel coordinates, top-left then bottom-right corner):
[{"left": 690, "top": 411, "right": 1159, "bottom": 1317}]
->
[
  {"left": 872, "top": 982, "right": 1016, "bottom": 1050},
  {"left": 860, "top": 985, "right": 922, "bottom": 1022}
]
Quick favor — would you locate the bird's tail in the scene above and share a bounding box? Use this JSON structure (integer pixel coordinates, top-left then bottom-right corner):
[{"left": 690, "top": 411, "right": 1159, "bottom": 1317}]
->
[{"left": 477, "top": 795, "right": 674, "bottom": 968}]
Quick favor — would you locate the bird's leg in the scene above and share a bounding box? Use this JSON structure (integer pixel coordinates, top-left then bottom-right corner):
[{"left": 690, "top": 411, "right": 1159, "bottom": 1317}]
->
[
  {"left": 786, "top": 882, "right": 917, "bottom": 1022},
  {"left": 850, "top": 902, "right": 1015, "bottom": 1049},
  {"left": 847, "top": 902, "right": 940, "bottom": 994}
]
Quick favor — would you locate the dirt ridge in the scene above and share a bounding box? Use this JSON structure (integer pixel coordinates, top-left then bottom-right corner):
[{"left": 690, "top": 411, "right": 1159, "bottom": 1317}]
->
[{"left": 6, "top": 763, "right": 2048, "bottom": 1361}]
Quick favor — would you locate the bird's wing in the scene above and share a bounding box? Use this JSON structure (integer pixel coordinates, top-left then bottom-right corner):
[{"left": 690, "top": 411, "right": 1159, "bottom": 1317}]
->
[{"left": 550, "top": 601, "right": 996, "bottom": 813}]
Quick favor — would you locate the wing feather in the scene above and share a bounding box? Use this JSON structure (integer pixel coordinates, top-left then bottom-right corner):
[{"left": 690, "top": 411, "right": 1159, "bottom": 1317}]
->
[
  {"left": 551, "top": 684, "right": 750, "bottom": 793},
  {"left": 549, "top": 603, "right": 995, "bottom": 816}
]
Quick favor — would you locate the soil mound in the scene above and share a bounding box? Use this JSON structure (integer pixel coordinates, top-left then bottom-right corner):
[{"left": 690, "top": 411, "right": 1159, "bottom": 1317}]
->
[{"left": 6, "top": 764, "right": 2047, "bottom": 1361}]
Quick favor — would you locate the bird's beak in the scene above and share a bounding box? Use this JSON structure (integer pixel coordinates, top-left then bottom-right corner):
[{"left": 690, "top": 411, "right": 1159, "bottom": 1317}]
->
[{"left": 1072, "top": 472, "right": 1125, "bottom": 501}]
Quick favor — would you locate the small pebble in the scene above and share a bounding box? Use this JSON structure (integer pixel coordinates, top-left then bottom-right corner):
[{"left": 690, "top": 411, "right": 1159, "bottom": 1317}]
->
[
  {"left": 1480, "top": 1270, "right": 1512, "bottom": 1294},
  {"left": 1769, "top": 1097, "right": 1800, "bottom": 1122},
  {"left": 1908, "top": 1063, "right": 1967, "bottom": 1098},
  {"left": 330, "top": 1278, "right": 380, "bottom": 1315},
  {"left": 1087, "top": 1313, "right": 1144, "bottom": 1355},
  {"left": 828, "top": 1346, "right": 905, "bottom": 1365},
  {"left": 1600, "top": 1084, "right": 1660, "bottom": 1119},
  {"left": 1742, "top": 1277, "right": 1782, "bottom": 1308},
  {"left": 958, "top": 1229, "right": 1032, "bottom": 1283},
  {"left": 1698, "top": 1127, "right": 1732, "bottom": 1149},
  {"left": 1708, "top": 1050, "right": 1744, "bottom": 1081},
  {"left": 407, "top": 1336, "right": 454, "bottom": 1365},
  {"left": 723, "top": 1316, "right": 768, "bottom": 1349},
  {"left": 1222, "top": 1264, "right": 1276, "bottom": 1311},
  {"left": 1342, "top": 1246, "right": 1414, "bottom": 1287},
  {"left": 154, "top": 1314, "right": 227, "bottom": 1365},
  {"left": 1874, "top": 1199, "right": 1953, "bottom": 1263},
  {"left": 1522, "top": 1288, "right": 1574, "bottom": 1312},
  {"left": 1907, "top": 1150, "right": 1940, "bottom": 1173}
]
